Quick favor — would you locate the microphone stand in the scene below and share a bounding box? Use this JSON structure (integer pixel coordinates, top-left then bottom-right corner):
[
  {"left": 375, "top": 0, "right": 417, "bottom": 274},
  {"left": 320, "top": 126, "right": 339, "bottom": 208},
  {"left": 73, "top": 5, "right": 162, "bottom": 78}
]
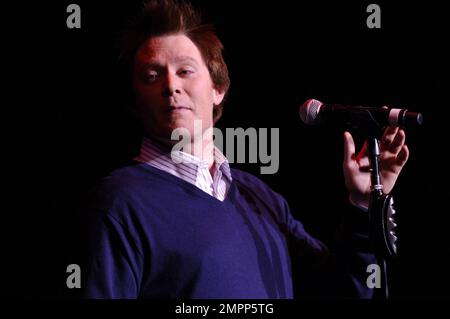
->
[
  {"left": 345, "top": 108, "right": 399, "bottom": 299},
  {"left": 329, "top": 104, "right": 419, "bottom": 299},
  {"left": 367, "top": 136, "right": 398, "bottom": 299}
]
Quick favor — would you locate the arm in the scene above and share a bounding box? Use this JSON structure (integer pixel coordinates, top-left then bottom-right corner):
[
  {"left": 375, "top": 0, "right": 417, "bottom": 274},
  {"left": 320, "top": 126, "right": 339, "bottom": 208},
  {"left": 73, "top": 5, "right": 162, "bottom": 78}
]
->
[
  {"left": 291, "top": 126, "right": 409, "bottom": 298},
  {"left": 81, "top": 188, "right": 145, "bottom": 299},
  {"left": 287, "top": 201, "right": 377, "bottom": 299}
]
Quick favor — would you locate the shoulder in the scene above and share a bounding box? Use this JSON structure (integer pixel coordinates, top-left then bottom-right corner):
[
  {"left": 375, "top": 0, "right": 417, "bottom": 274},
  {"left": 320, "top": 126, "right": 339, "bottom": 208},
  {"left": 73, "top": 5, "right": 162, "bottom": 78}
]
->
[
  {"left": 231, "top": 168, "right": 272, "bottom": 191},
  {"left": 88, "top": 162, "right": 165, "bottom": 213},
  {"left": 231, "top": 168, "right": 290, "bottom": 212}
]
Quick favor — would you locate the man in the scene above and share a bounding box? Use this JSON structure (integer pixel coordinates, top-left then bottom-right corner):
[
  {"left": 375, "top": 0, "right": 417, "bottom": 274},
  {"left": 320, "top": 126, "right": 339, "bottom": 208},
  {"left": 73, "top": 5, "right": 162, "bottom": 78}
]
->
[{"left": 82, "top": 0, "right": 409, "bottom": 298}]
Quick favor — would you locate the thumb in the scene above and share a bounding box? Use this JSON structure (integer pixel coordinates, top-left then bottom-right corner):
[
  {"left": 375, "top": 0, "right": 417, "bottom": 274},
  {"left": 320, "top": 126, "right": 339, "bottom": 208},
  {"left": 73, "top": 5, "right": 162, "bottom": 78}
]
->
[{"left": 343, "top": 131, "right": 356, "bottom": 165}]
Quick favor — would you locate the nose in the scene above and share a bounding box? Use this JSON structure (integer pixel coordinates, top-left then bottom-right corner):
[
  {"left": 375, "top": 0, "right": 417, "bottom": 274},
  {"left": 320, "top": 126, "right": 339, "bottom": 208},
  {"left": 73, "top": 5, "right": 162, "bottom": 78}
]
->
[{"left": 161, "top": 72, "right": 181, "bottom": 97}]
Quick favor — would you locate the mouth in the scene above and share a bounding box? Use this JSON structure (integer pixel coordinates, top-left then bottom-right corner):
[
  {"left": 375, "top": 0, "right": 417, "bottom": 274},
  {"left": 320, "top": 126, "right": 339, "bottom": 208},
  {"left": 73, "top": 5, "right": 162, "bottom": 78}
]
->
[{"left": 167, "top": 105, "right": 192, "bottom": 113}]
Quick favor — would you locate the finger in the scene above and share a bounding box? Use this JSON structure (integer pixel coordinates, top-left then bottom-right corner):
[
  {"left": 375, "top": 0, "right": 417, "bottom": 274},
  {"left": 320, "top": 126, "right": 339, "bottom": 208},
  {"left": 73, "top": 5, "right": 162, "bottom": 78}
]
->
[
  {"left": 388, "top": 129, "right": 406, "bottom": 155},
  {"left": 343, "top": 131, "right": 356, "bottom": 165},
  {"left": 356, "top": 149, "right": 371, "bottom": 172},
  {"left": 355, "top": 141, "right": 369, "bottom": 165},
  {"left": 396, "top": 144, "right": 409, "bottom": 167},
  {"left": 381, "top": 126, "right": 399, "bottom": 147}
]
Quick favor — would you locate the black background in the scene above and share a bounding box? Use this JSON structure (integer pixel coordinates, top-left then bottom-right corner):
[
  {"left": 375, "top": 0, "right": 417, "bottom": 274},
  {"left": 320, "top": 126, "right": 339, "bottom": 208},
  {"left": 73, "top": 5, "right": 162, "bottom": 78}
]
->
[{"left": 4, "top": 0, "right": 449, "bottom": 299}]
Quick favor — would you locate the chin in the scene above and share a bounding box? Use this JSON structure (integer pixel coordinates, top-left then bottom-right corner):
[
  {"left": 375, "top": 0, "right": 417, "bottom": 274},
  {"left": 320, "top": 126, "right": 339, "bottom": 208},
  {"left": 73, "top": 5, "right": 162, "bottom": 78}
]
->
[
  {"left": 170, "top": 119, "right": 196, "bottom": 133},
  {"left": 158, "top": 123, "right": 195, "bottom": 143}
]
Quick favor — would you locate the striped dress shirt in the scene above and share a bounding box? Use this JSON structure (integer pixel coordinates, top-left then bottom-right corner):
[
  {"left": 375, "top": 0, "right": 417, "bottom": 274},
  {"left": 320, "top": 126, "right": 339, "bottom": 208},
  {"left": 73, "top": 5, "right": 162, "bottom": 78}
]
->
[{"left": 134, "top": 137, "right": 232, "bottom": 201}]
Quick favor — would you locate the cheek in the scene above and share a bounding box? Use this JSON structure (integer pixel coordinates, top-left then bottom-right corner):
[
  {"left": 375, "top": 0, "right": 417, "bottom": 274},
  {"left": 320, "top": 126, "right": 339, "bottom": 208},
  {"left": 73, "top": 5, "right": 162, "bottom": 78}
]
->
[
  {"left": 134, "top": 84, "right": 159, "bottom": 106},
  {"left": 135, "top": 82, "right": 152, "bottom": 98},
  {"left": 188, "top": 81, "right": 215, "bottom": 108}
]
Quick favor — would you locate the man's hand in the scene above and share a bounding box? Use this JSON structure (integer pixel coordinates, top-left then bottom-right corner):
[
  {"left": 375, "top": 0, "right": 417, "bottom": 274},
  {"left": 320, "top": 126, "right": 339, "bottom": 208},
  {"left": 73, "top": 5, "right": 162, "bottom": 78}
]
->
[{"left": 342, "top": 126, "right": 409, "bottom": 208}]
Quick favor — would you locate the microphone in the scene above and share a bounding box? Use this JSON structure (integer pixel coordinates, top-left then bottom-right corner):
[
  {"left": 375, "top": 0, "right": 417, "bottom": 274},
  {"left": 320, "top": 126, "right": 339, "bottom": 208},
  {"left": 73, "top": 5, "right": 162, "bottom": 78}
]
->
[{"left": 299, "top": 99, "right": 423, "bottom": 128}]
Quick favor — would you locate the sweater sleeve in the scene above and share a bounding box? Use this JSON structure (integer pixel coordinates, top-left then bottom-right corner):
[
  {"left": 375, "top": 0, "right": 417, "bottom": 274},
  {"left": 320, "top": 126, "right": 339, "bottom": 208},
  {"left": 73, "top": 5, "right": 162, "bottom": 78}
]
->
[
  {"left": 283, "top": 196, "right": 377, "bottom": 299},
  {"left": 81, "top": 186, "right": 145, "bottom": 299},
  {"left": 331, "top": 203, "right": 377, "bottom": 299},
  {"left": 230, "top": 168, "right": 376, "bottom": 298}
]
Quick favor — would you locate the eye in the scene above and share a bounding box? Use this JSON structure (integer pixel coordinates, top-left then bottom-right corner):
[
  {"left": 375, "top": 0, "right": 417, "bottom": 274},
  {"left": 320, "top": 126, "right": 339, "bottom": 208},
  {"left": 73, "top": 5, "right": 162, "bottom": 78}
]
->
[
  {"left": 178, "top": 68, "right": 195, "bottom": 77},
  {"left": 144, "top": 70, "right": 158, "bottom": 83}
]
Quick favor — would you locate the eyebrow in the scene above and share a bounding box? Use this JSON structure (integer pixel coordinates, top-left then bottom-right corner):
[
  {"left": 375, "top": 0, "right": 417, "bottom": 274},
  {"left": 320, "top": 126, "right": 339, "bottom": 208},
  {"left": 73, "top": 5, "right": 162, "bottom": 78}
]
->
[
  {"left": 141, "top": 56, "right": 200, "bottom": 69},
  {"left": 173, "top": 56, "right": 199, "bottom": 65}
]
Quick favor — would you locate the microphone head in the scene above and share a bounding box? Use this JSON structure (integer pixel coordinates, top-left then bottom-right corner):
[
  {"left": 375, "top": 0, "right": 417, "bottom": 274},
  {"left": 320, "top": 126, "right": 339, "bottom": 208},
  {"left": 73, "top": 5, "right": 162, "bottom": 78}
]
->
[{"left": 299, "top": 98, "right": 323, "bottom": 125}]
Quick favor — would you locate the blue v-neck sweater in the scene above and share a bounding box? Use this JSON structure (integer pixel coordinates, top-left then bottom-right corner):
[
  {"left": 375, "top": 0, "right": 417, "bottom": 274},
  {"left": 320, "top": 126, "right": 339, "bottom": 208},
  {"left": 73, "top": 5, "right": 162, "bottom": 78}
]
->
[{"left": 83, "top": 162, "right": 375, "bottom": 298}]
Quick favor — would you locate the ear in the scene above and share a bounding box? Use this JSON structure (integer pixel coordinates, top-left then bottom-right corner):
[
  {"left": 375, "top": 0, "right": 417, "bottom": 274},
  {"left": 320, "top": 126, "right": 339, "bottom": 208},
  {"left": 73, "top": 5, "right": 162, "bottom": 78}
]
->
[{"left": 212, "top": 88, "right": 225, "bottom": 106}]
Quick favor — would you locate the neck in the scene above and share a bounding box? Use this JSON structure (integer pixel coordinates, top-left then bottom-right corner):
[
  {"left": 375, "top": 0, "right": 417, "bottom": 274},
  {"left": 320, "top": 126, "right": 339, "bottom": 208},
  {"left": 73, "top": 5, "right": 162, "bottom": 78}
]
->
[
  {"left": 189, "top": 129, "right": 215, "bottom": 171},
  {"left": 148, "top": 129, "right": 215, "bottom": 171}
]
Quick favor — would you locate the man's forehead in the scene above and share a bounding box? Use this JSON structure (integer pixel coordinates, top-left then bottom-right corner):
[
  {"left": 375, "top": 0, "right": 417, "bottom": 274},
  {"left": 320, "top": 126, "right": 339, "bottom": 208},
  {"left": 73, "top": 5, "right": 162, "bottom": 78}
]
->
[{"left": 136, "top": 35, "right": 202, "bottom": 62}]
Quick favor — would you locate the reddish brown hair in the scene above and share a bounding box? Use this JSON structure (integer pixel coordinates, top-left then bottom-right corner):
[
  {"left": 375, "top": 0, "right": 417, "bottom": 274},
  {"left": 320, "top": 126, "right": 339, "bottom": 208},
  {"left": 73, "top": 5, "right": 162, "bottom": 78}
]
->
[{"left": 119, "top": 0, "right": 230, "bottom": 123}]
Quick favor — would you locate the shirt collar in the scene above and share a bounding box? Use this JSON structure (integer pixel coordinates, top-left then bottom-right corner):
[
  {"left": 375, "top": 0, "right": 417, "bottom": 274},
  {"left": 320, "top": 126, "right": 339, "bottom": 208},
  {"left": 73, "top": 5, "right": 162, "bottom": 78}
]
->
[{"left": 136, "top": 136, "right": 232, "bottom": 183}]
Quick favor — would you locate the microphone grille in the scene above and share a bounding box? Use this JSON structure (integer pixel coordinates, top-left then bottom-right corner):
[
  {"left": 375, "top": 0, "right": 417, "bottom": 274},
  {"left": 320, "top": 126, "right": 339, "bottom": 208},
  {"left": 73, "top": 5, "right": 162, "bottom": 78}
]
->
[{"left": 299, "top": 99, "right": 323, "bottom": 125}]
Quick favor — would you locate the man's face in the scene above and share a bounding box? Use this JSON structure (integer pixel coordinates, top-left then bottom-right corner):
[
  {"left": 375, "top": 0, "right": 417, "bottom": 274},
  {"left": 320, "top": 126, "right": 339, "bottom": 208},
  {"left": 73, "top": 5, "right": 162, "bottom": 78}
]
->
[{"left": 133, "top": 34, "right": 225, "bottom": 143}]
